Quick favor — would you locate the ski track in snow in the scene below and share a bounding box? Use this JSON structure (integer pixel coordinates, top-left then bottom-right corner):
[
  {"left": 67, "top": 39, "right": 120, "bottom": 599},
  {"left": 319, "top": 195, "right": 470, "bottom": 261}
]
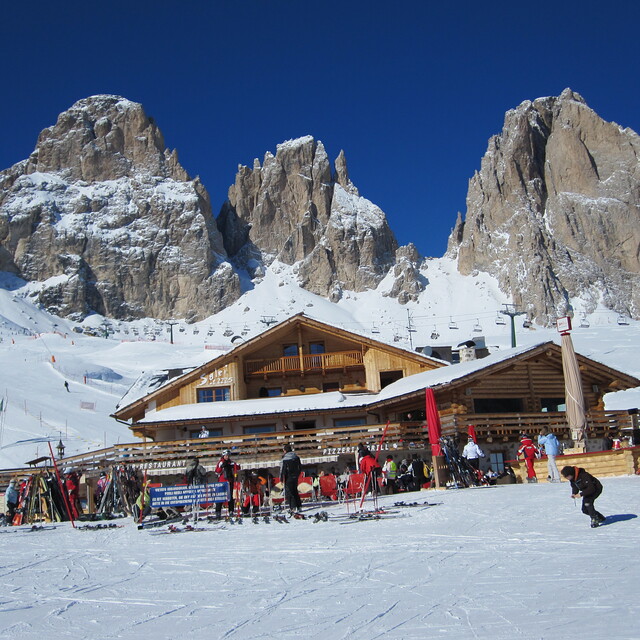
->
[{"left": 0, "top": 479, "right": 639, "bottom": 639}]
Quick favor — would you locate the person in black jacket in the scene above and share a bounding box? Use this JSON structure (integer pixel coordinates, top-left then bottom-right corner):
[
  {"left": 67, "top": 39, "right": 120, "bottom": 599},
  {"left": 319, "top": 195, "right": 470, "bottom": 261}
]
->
[
  {"left": 280, "top": 444, "right": 302, "bottom": 513},
  {"left": 561, "top": 465, "right": 606, "bottom": 527}
]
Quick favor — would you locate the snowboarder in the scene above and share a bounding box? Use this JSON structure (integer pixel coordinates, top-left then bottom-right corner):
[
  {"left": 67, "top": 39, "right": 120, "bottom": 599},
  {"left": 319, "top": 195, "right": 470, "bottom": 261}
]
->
[
  {"left": 215, "top": 450, "right": 240, "bottom": 519},
  {"left": 537, "top": 429, "right": 562, "bottom": 482},
  {"left": 462, "top": 436, "right": 485, "bottom": 471},
  {"left": 280, "top": 444, "right": 302, "bottom": 513},
  {"left": 561, "top": 465, "right": 606, "bottom": 527},
  {"left": 517, "top": 434, "right": 539, "bottom": 483},
  {"left": 5, "top": 479, "right": 18, "bottom": 521}
]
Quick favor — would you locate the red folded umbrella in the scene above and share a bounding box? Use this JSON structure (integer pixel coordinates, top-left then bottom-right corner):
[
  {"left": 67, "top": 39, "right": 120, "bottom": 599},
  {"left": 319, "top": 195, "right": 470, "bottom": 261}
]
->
[{"left": 425, "top": 388, "right": 443, "bottom": 457}]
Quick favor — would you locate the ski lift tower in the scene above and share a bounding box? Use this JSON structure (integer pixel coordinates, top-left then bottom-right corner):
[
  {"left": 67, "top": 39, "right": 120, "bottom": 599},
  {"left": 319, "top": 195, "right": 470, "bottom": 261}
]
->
[
  {"left": 500, "top": 304, "right": 526, "bottom": 348},
  {"left": 166, "top": 320, "right": 179, "bottom": 345}
]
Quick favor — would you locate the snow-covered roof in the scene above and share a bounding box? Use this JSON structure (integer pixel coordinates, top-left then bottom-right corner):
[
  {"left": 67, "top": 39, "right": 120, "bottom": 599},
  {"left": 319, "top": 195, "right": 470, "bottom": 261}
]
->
[
  {"left": 138, "top": 391, "right": 375, "bottom": 424},
  {"left": 374, "top": 341, "right": 547, "bottom": 403}
]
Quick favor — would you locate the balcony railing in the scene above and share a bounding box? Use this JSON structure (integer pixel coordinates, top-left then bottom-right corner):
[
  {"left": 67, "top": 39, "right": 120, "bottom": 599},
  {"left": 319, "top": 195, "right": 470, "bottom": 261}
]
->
[
  {"left": 244, "top": 349, "right": 364, "bottom": 377},
  {"left": 440, "top": 410, "right": 637, "bottom": 437}
]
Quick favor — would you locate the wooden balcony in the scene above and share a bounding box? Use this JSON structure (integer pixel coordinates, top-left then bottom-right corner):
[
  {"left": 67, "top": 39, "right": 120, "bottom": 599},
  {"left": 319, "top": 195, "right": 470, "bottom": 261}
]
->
[
  {"left": 244, "top": 349, "right": 364, "bottom": 378},
  {"left": 440, "top": 410, "right": 638, "bottom": 438}
]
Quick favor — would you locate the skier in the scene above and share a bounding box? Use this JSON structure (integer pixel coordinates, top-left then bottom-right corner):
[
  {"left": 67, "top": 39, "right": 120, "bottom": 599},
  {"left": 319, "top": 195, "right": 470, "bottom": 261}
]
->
[
  {"left": 133, "top": 481, "right": 151, "bottom": 522},
  {"left": 358, "top": 447, "right": 382, "bottom": 495},
  {"left": 215, "top": 450, "right": 240, "bottom": 519},
  {"left": 517, "top": 434, "right": 539, "bottom": 483},
  {"left": 5, "top": 479, "right": 18, "bottom": 521},
  {"left": 537, "top": 429, "right": 562, "bottom": 482},
  {"left": 382, "top": 455, "right": 397, "bottom": 495},
  {"left": 241, "top": 471, "right": 263, "bottom": 516},
  {"left": 280, "top": 444, "right": 302, "bottom": 513},
  {"left": 462, "top": 436, "right": 485, "bottom": 471},
  {"left": 64, "top": 468, "right": 83, "bottom": 519},
  {"left": 408, "top": 454, "right": 426, "bottom": 491},
  {"left": 561, "top": 465, "right": 606, "bottom": 527},
  {"left": 94, "top": 471, "right": 108, "bottom": 508},
  {"left": 185, "top": 457, "right": 208, "bottom": 486},
  {"left": 64, "top": 381, "right": 70, "bottom": 392}
]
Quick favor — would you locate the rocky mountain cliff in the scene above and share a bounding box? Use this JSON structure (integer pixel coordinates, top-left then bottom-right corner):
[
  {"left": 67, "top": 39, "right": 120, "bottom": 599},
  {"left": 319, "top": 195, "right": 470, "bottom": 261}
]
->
[
  {"left": 0, "top": 95, "right": 240, "bottom": 321},
  {"left": 217, "top": 136, "right": 413, "bottom": 302},
  {"left": 447, "top": 89, "right": 640, "bottom": 322},
  {"left": 0, "top": 99, "right": 422, "bottom": 320},
  {"left": 2, "top": 90, "right": 639, "bottom": 325}
]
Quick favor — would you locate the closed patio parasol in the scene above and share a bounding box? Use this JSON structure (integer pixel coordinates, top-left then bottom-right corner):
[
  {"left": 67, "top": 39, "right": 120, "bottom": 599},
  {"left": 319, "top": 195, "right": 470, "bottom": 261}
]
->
[{"left": 561, "top": 331, "right": 587, "bottom": 449}]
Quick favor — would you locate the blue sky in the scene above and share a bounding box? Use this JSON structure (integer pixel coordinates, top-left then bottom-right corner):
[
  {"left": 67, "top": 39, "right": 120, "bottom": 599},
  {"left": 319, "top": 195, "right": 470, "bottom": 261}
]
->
[{"left": 2, "top": 1, "right": 639, "bottom": 257}]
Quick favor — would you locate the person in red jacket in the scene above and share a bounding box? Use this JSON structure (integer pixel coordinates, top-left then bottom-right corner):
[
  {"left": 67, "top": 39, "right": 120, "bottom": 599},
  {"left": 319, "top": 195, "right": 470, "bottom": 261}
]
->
[
  {"left": 64, "top": 468, "right": 83, "bottom": 519},
  {"left": 517, "top": 435, "right": 539, "bottom": 483},
  {"left": 215, "top": 450, "right": 240, "bottom": 519},
  {"left": 357, "top": 443, "right": 382, "bottom": 495}
]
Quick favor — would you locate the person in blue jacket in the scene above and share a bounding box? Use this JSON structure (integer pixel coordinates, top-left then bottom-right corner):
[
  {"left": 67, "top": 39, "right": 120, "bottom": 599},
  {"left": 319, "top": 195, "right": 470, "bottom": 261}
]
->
[
  {"left": 5, "top": 479, "right": 19, "bottom": 521},
  {"left": 538, "top": 429, "right": 561, "bottom": 482}
]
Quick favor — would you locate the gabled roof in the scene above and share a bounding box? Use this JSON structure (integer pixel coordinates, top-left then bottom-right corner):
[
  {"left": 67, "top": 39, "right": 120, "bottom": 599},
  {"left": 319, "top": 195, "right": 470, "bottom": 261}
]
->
[{"left": 113, "top": 313, "right": 445, "bottom": 421}]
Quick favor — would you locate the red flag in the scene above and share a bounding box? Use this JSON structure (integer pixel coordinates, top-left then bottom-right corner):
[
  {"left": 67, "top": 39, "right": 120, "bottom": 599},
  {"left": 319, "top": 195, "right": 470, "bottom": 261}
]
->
[{"left": 468, "top": 424, "right": 477, "bottom": 443}]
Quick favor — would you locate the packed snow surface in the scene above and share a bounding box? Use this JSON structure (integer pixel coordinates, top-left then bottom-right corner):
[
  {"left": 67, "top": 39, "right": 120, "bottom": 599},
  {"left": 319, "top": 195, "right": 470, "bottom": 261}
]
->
[{"left": 1, "top": 478, "right": 638, "bottom": 639}]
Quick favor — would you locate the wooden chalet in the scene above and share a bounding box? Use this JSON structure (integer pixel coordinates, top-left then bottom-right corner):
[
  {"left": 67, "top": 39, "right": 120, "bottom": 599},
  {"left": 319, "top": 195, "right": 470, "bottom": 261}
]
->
[
  {"left": 112, "top": 313, "right": 446, "bottom": 442},
  {"left": 104, "top": 316, "right": 640, "bottom": 479}
]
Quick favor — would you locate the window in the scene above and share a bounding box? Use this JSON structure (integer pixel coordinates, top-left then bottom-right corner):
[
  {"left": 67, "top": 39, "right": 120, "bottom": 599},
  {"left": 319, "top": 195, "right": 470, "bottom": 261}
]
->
[
  {"left": 258, "top": 387, "right": 282, "bottom": 397},
  {"left": 243, "top": 424, "right": 276, "bottom": 435},
  {"left": 380, "top": 370, "right": 403, "bottom": 389},
  {"left": 197, "top": 387, "right": 230, "bottom": 403},
  {"left": 283, "top": 344, "right": 298, "bottom": 357},
  {"left": 323, "top": 381, "right": 340, "bottom": 393},
  {"left": 473, "top": 398, "right": 524, "bottom": 413},
  {"left": 540, "top": 398, "right": 566, "bottom": 412},
  {"left": 489, "top": 452, "right": 505, "bottom": 473},
  {"left": 309, "top": 342, "right": 325, "bottom": 354},
  {"left": 334, "top": 417, "right": 366, "bottom": 427},
  {"left": 293, "top": 420, "right": 316, "bottom": 431}
]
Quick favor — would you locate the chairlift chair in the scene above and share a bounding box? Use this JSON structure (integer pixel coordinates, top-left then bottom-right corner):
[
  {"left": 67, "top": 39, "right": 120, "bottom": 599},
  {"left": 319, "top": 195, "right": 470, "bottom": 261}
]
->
[
  {"left": 522, "top": 319, "right": 532, "bottom": 329},
  {"left": 473, "top": 319, "right": 482, "bottom": 332},
  {"left": 223, "top": 326, "right": 234, "bottom": 337},
  {"left": 431, "top": 326, "right": 440, "bottom": 340},
  {"left": 579, "top": 315, "right": 590, "bottom": 328},
  {"left": 617, "top": 314, "right": 629, "bottom": 326},
  {"left": 371, "top": 323, "right": 380, "bottom": 334},
  {"left": 448, "top": 317, "right": 458, "bottom": 330},
  {"left": 495, "top": 313, "right": 506, "bottom": 326}
]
